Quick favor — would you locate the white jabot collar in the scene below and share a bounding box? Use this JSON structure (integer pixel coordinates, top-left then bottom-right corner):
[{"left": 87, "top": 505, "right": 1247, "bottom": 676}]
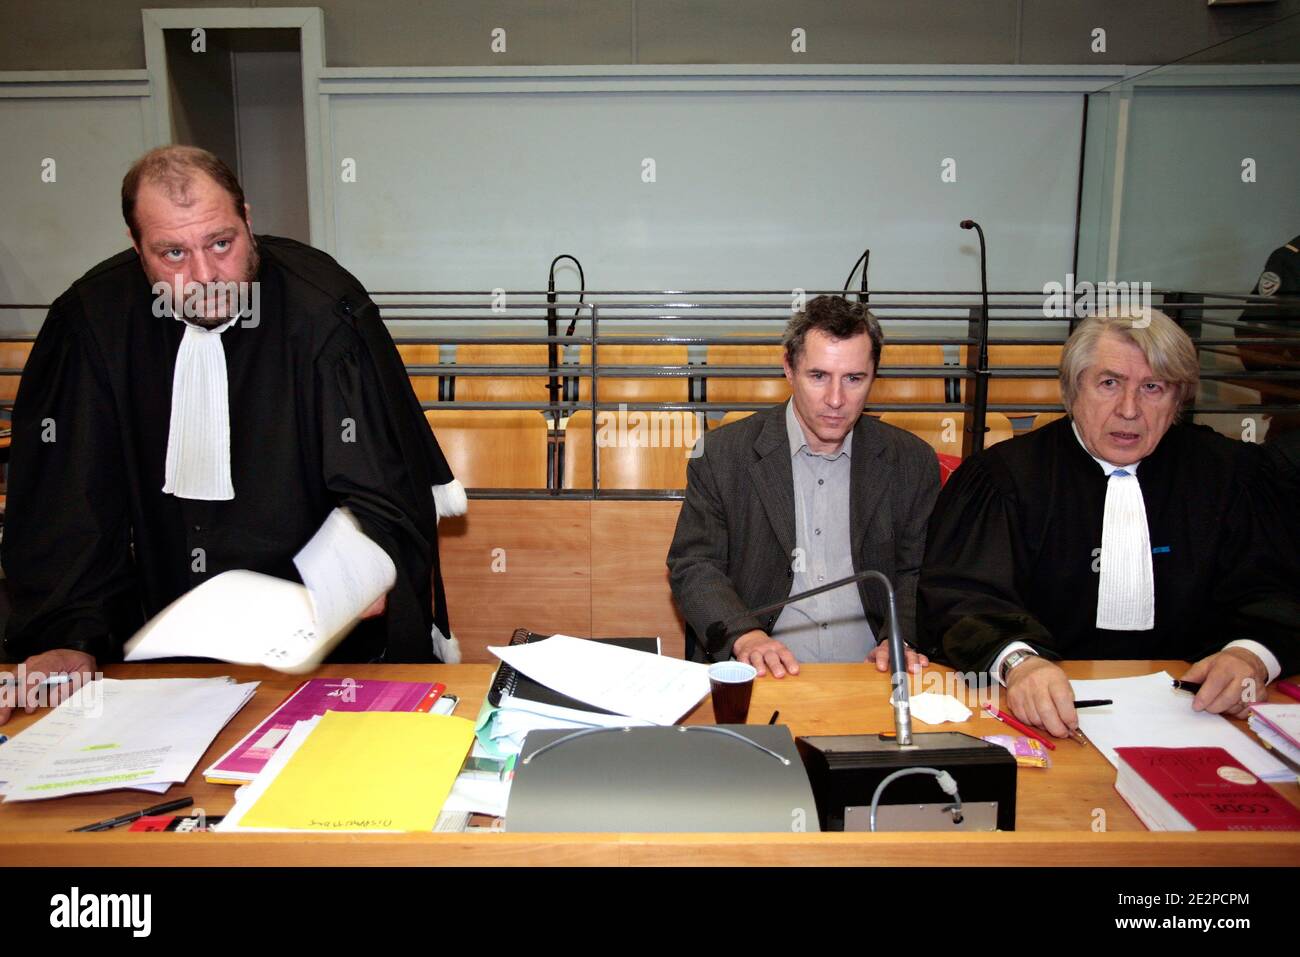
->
[
  {"left": 1072, "top": 421, "right": 1154, "bottom": 630},
  {"left": 162, "top": 314, "right": 238, "bottom": 501}
]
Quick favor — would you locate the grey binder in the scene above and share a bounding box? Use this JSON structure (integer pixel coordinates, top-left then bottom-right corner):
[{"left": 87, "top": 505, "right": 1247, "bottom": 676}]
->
[{"left": 506, "top": 724, "right": 820, "bottom": 833}]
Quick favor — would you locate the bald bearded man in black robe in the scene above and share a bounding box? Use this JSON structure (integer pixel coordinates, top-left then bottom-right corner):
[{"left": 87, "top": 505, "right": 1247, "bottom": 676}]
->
[{"left": 1, "top": 147, "right": 463, "bottom": 723}]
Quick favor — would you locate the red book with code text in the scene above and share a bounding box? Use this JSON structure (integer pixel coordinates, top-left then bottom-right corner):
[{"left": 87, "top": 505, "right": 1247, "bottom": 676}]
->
[{"left": 1114, "top": 746, "right": 1300, "bottom": 832}]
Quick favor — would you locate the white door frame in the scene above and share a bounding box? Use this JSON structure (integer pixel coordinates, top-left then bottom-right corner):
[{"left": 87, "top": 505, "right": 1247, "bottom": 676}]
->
[{"left": 141, "top": 7, "right": 327, "bottom": 247}]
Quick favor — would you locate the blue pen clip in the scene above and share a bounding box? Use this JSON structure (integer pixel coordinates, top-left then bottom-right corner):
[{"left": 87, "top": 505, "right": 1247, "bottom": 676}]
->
[{"left": 1151, "top": 545, "right": 1171, "bottom": 554}]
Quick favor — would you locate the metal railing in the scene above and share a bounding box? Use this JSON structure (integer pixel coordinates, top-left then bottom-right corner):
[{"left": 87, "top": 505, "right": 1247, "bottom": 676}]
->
[{"left": 3, "top": 289, "right": 1298, "bottom": 498}]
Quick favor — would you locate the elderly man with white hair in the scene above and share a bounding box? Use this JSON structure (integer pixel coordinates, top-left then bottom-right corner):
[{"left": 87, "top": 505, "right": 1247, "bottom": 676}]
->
[{"left": 919, "top": 309, "right": 1300, "bottom": 738}]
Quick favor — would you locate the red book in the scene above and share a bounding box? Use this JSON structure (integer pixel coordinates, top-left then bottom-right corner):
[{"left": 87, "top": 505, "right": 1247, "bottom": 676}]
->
[{"left": 1114, "top": 746, "right": 1300, "bottom": 831}]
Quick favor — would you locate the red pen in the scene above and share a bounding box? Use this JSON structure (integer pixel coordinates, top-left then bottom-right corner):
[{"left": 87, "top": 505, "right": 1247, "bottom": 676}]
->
[
  {"left": 984, "top": 703, "right": 1057, "bottom": 751},
  {"left": 1275, "top": 680, "right": 1300, "bottom": 704}
]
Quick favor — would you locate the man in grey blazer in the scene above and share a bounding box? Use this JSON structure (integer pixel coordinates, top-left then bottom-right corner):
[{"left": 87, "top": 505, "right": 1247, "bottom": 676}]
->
[{"left": 668, "top": 296, "right": 940, "bottom": 678}]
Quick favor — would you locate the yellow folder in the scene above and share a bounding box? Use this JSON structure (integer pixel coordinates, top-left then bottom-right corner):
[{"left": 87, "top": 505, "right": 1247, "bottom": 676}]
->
[{"left": 239, "top": 710, "right": 475, "bottom": 831}]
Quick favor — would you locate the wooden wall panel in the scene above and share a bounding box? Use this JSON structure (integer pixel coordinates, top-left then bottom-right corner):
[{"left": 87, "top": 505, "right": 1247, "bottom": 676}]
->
[
  {"left": 440, "top": 499, "right": 688, "bottom": 662},
  {"left": 439, "top": 500, "right": 591, "bottom": 662},
  {"left": 591, "top": 500, "right": 686, "bottom": 659}
]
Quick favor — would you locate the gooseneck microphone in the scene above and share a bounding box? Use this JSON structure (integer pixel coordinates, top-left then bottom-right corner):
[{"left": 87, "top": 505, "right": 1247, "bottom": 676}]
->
[
  {"left": 960, "top": 220, "right": 991, "bottom": 455},
  {"left": 546, "top": 254, "right": 586, "bottom": 416},
  {"left": 842, "top": 248, "right": 870, "bottom": 304},
  {"left": 545, "top": 254, "right": 586, "bottom": 431},
  {"left": 546, "top": 260, "right": 561, "bottom": 413},
  {"left": 705, "top": 568, "right": 914, "bottom": 745}
]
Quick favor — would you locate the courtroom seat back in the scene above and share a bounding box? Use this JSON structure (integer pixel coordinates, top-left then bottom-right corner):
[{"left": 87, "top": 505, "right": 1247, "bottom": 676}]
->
[
  {"left": 961, "top": 344, "right": 1064, "bottom": 413},
  {"left": 575, "top": 344, "right": 691, "bottom": 403},
  {"left": 424, "top": 409, "right": 550, "bottom": 489},
  {"left": 876, "top": 410, "right": 1016, "bottom": 455},
  {"left": 0, "top": 341, "right": 33, "bottom": 403},
  {"left": 396, "top": 344, "right": 443, "bottom": 403},
  {"left": 869, "top": 343, "right": 948, "bottom": 407},
  {"left": 454, "top": 342, "right": 554, "bottom": 403},
  {"left": 704, "top": 340, "right": 790, "bottom": 404},
  {"left": 564, "top": 409, "right": 702, "bottom": 490}
]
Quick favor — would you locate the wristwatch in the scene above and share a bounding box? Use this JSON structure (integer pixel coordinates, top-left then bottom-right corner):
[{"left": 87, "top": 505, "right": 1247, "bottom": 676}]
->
[{"left": 1000, "top": 648, "right": 1040, "bottom": 684}]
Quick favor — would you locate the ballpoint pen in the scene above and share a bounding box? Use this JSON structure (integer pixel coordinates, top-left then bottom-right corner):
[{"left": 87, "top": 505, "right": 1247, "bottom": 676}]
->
[{"left": 72, "top": 797, "right": 195, "bottom": 833}]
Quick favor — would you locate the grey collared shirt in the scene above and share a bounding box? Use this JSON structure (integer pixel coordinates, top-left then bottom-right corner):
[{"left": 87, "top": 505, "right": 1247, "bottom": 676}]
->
[{"left": 768, "top": 401, "right": 875, "bottom": 661}]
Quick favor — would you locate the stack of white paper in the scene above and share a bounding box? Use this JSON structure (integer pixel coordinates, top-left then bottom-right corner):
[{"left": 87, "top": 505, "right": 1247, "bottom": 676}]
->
[
  {"left": 1248, "top": 704, "right": 1300, "bottom": 770},
  {"left": 0, "top": 677, "right": 258, "bottom": 801},
  {"left": 496, "top": 705, "right": 650, "bottom": 740},
  {"left": 478, "top": 696, "right": 655, "bottom": 760},
  {"left": 1071, "top": 671, "right": 1291, "bottom": 783},
  {"left": 488, "top": 634, "right": 710, "bottom": 726}
]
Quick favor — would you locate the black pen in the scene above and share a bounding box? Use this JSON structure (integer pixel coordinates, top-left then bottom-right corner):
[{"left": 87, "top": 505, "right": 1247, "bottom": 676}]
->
[
  {"left": 72, "top": 796, "right": 194, "bottom": 832},
  {"left": 1073, "top": 699, "right": 1113, "bottom": 709},
  {"left": 768, "top": 710, "right": 779, "bottom": 725},
  {"left": 1172, "top": 680, "right": 1202, "bottom": 694}
]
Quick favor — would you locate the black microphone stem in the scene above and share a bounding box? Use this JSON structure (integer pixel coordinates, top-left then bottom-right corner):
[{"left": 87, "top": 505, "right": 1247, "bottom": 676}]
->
[
  {"left": 707, "top": 568, "right": 913, "bottom": 745},
  {"left": 842, "top": 248, "right": 870, "bottom": 304},
  {"left": 961, "top": 220, "right": 991, "bottom": 455},
  {"left": 546, "top": 261, "right": 560, "bottom": 424},
  {"left": 547, "top": 254, "right": 586, "bottom": 432}
]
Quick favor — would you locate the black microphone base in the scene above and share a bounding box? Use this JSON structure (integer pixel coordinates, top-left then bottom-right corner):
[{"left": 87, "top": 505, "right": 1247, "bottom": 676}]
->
[{"left": 796, "top": 731, "right": 1018, "bottom": 831}]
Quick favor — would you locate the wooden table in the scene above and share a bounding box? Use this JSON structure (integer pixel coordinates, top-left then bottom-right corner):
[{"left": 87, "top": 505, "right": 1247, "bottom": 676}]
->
[{"left": 3, "top": 661, "right": 1298, "bottom": 866}]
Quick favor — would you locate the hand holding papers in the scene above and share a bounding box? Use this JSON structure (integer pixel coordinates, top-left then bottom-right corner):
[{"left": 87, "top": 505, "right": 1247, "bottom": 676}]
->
[
  {"left": 292, "top": 508, "right": 396, "bottom": 642},
  {"left": 125, "top": 508, "right": 396, "bottom": 672}
]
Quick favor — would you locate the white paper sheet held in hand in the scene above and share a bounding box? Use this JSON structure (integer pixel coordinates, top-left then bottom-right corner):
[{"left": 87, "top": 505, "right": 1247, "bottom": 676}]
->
[
  {"left": 489, "top": 634, "right": 711, "bottom": 726},
  {"left": 124, "top": 508, "right": 396, "bottom": 672},
  {"left": 1072, "top": 671, "right": 1291, "bottom": 782}
]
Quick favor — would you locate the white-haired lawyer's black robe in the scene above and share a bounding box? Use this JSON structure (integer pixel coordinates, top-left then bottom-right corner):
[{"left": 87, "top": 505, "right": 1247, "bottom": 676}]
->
[
  {"left": 3, "top": 236, "right": 465, "bottom": 664},
  {"left": 918, "top": 417, "right": 1300, "bottom": 677}
]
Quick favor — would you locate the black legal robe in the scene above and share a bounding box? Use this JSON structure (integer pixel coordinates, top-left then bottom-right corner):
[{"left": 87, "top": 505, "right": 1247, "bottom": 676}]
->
[
  {"left": 3, "top": 236, "right": 456, "bottom": 664},
  {"left": 917, "top": 417, "right": 1300, "bottom": 676}
]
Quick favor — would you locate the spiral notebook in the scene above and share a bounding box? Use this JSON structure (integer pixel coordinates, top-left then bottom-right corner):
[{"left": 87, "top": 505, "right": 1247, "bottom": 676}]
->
[{"left": 488, "top": 629, "right": 660, "bottom": 726}]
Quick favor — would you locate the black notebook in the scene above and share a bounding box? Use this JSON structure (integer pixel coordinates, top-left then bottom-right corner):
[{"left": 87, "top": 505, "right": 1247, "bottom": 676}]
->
[{"left": 488, "top": 629, "right": 661, "bottom": 724}]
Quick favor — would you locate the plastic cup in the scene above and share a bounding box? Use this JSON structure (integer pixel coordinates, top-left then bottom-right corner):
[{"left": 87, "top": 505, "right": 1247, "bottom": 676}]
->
[{"left": 708, "top": 661, "right": 757, "bottom": 724}]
